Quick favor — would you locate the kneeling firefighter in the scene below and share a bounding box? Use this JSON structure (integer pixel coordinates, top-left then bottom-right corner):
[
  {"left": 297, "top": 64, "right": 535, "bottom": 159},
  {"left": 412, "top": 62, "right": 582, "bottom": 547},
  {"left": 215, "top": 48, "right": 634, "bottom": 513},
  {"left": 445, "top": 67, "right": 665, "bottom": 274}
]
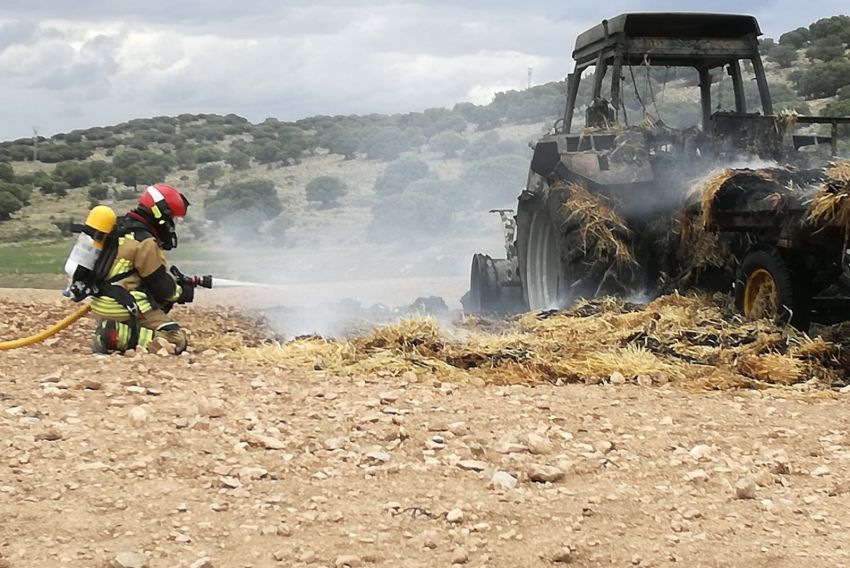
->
[{"left": 90, "top": 183, "right": 195, "bottom": 354}]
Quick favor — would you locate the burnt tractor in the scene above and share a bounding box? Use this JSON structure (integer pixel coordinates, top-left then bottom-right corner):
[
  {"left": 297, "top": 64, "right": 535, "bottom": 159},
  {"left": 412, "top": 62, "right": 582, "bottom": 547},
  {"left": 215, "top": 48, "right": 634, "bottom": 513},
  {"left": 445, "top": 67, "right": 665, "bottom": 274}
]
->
[{"left": 466, "top": 12, "right": 850, "bottom": 330}]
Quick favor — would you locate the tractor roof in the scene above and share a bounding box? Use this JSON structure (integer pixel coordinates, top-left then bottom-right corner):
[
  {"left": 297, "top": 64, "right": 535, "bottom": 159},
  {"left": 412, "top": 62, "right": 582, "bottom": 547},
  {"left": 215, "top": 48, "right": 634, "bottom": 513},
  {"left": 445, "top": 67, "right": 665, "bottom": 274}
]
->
[{"left": 573, "top": 13, "right": 763, "bottom": 68}]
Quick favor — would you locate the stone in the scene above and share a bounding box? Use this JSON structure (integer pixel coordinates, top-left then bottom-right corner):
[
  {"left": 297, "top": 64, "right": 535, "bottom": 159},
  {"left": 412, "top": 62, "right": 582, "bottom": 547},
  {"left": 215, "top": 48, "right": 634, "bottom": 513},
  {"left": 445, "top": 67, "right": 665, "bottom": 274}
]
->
[
  {"left": 246, "top": 433, "right": 286, "bottom": 450},
  {"left": 609, "top": 371, "right": 626, "bottom": 385},
  {"left": 324, "top": 437, "right": 346, "bottom": 451},
  {"left": 79, "top": 378, "right": 103, "bottom": 390},
  {"left": 735, "top": 477, "right": 757, "bottom": 500},
  {"left": 689, "top": 444, "right": 712, "bottom": 460},
  {"left": 811, "top": 466, "right": 831, "bottom": 477},
  {"left": 551, "top": 547, "right": 576, "bottom": 563},
  {"left": 112, "top": 551, "right": 149, "bottom": 568},
  {"left": 527, "top": 464, "right": 565, "bottom": 483},
  {"left": 365, "top": 451, "right": 390, "bottom": 463},
  {"left": 457, "top": 459, "right": 488, "bottom": 472},
  {"left": 401, "top": 370, "right": 418, "bottom": 383},
  {"left": 128, "top": 406, "right": 147, "bottom": 427},
  {"left": 446, "top": 508, "right": 464, "bottom": 523},
  {"left": 489, "top": 470, "right": 518, "bottom": 490},
  {"left": 685, "top": 469, "right": 709, "bottom": 482},
  {"left": 198, "top": 397, "right": 226, "bottom": 418},
  {"left": 751, "top": 469, "right": 774, "bottom": 487},
  {"left": 334, "top": 554, "right": 362, "bottom": 567},
  {"left": 527, "top": 432, "right": 554, "bottom": 455},
  {"left": 35, "top": 428, "right": 63, "bottom": 442},
  {"left": 451, "top": 547, "right": 469, "bottom": 564},
  {"left": 189, "top": 559, "right": 214, "bottom": 568}
]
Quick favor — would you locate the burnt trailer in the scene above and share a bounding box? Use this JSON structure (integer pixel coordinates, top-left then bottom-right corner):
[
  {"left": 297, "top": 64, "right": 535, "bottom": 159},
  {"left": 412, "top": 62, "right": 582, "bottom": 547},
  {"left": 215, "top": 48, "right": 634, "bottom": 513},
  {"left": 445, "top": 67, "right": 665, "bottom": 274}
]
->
[{"left": 466, "top": 12, "right": 850, "bottom": 329}]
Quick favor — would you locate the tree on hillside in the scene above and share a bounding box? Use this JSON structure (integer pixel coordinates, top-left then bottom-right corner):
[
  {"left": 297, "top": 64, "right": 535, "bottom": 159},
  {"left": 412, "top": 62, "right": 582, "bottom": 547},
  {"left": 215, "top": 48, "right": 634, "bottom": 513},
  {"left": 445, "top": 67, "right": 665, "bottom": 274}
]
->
[
  {"left": 368, "top": 179, "right": 454, "bottom": 242},
  {"left": 429, "top": 131, "right": 468, "bottom": 158},
  {"left": 463, "top": 132, "right": 526, "bottom": 162},
  {"left": 225, "top": 148, "right": 251, "bottom": 170},
  {"left": 793, "top": 60, "right": 850, "bottom": 99},
  {"left": 198, "top": 164, "right": 225, "bottom": 188},
  {"left": 806, "top": 37, "right": 846, "bottom": 62},
  {"left": 322, "top": 126, "right": 360, "bottom": 159},
  {"left": 0, "top": 163, "right": 14, "bottom": 182},
  {"left": 305, "top": 176, "right": 348, "bottom": 209},
  {"left": 373, "top": 156, "right": 431, "bottom": 196},
  {"left": 365, "top": 127, "right": 410, "bottom": 161},
  {"left": 459, "top": 155, "right": 529, "bottom": 208},
  {"left": 769, "top": 44, "right": 798, "bottom": 68},
  {"left": 204, "top": 179, "right": 282, "bottom": 229},
  {"left": 0, "top": 182, "right": 31, "bottom": 220},
  {"left": 779, "top": 27, "right": 810, "bottom": 49},
  {"left": 193, "top": 146, "right": 223, "bottom": 164},
  {"left": 54, "top": 162, "right": 93, "bottom": 188},
  {"left": 808, "top": 15, "right": 850, "bottom": 45},
  {"left": 0, "top": 190, "right": 22, "bottom": 220}
]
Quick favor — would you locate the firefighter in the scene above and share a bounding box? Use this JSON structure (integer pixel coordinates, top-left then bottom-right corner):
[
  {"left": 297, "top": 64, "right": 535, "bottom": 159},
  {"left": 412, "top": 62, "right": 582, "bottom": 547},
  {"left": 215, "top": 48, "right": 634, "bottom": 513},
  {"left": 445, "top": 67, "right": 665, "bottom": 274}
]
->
[{"left": 90, "top": 183, "right": 195, "bottom": 354}]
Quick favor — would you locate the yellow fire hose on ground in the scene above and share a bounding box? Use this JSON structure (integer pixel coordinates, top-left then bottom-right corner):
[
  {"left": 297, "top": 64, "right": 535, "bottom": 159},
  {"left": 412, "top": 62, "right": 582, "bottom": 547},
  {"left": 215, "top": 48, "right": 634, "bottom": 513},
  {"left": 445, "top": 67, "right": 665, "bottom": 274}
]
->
[{"left": 0, "top": 303, "right": 92, "bottom": 351}]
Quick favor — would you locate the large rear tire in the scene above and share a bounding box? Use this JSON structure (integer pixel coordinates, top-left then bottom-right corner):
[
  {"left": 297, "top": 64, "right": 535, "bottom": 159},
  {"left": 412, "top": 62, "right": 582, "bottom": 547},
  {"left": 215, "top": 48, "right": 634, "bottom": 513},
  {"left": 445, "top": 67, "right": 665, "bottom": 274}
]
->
[
  {"left": 515, "top": 184, "right": 636, "bottom": 311},
  {"left": 734, "top": 248, "right": 810, "bottom": 330}
]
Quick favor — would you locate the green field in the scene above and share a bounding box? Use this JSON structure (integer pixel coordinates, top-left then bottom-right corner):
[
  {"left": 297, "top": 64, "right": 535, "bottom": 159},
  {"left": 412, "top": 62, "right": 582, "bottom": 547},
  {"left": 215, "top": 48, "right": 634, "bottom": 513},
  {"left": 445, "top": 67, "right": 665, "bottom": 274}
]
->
[{"left": 0, "top": 240, "right": 228, "bottom": 289}]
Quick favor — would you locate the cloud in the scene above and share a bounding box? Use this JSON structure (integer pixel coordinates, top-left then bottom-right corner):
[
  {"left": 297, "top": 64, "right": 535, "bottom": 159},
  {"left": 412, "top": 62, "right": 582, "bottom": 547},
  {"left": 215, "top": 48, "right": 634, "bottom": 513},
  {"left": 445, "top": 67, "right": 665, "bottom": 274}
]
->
[{"left": 0, "top": 1, "right": 844, "bottom": 139}]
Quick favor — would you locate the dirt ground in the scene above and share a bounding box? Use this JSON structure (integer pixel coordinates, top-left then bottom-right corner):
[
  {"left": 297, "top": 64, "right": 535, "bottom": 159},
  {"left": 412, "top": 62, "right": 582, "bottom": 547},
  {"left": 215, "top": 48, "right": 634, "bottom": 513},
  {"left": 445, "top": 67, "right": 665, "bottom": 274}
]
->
[{"left": 2, "top": 293, "right": 850, "bottom": 568}]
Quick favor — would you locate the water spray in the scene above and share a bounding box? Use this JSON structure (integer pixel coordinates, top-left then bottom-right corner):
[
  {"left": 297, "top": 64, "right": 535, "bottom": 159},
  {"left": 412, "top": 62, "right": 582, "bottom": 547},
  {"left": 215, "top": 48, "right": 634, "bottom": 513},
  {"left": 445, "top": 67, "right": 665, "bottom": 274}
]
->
[
  {"left": 210, "top": 277, "right": 274, "bottom": 289},
  {"left": 170, "top": 267, "right": 273, "bottom": 290}
]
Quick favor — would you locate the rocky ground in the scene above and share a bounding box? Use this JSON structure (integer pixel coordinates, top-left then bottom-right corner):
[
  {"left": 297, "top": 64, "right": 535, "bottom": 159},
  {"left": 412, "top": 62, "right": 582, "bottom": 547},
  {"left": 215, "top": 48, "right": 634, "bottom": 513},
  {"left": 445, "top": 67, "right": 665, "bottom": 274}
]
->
[{"left": 2, "top": 296, "right": 850, "bottom": 568}]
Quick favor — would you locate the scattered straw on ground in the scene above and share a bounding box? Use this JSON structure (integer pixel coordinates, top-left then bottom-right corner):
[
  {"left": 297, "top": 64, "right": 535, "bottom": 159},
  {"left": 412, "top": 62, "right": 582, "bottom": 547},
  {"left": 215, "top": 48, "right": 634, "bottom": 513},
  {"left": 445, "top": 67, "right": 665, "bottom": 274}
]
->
[{"left": 233, "top": 293, "right": 847, "bottom": 391}]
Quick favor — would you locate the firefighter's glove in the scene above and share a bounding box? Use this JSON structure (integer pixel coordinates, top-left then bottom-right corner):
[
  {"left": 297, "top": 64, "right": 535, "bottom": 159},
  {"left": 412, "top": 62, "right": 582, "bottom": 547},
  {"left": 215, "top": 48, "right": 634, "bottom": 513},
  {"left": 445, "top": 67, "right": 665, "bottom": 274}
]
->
[{"left": 177, "top": 283, "right": 195, "bottom": 305}]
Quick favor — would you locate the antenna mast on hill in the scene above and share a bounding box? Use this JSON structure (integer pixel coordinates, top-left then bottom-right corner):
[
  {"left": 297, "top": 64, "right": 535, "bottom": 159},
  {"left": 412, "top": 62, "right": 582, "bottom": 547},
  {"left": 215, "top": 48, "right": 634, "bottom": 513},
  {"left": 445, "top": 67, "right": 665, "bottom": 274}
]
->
[
  {"left": 31, "top": 127, "right": 39, "bottom": 164},
  {"left": 527, "top": 67, "right": 533, "bottom": 89}
]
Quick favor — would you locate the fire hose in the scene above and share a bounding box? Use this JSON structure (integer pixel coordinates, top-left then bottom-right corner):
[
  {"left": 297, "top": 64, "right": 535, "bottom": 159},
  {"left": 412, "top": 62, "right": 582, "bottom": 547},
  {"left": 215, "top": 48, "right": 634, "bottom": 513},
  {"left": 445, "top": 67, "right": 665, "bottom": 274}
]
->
[
  {"left": 0, "top": 273, "right": 270, "bottom": 351},
  {"left": 0, "top": 303, "right": 92, "bottom": 350}
]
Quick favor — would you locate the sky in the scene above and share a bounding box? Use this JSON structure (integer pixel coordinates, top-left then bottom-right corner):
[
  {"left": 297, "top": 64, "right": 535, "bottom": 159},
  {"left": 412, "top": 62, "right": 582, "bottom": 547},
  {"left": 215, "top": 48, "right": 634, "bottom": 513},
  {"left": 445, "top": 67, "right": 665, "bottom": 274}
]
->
[{"left": 0, "top": 0, "right": 845, "bottom": 140}]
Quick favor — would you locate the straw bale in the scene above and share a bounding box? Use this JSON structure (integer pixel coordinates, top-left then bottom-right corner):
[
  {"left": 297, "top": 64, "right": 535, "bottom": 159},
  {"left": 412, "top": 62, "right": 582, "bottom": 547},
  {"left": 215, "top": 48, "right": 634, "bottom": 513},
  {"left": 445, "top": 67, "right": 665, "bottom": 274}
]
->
[
  {"left": 806, "top": 177, "right": 850, "bottom": 233},
  {"left": 557, "top": 181, "right": 636, "bottom": 268}
]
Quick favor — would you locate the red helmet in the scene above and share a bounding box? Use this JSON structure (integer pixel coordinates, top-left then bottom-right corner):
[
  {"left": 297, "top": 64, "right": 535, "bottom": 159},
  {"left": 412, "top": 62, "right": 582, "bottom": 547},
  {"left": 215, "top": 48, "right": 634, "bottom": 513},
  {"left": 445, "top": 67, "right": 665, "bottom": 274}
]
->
[
  {"left": 136, "top": 183, "right": 190, "bottom": 250},
  {"left": 138, "top": 183, "right": 190, "bottom": 219}
]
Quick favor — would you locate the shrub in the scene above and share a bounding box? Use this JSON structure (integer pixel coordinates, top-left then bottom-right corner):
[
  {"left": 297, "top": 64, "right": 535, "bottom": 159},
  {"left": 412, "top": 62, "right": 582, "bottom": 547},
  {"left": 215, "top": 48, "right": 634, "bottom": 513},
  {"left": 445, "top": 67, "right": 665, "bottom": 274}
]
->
[
  {"left": 806, "top": 37, "right": 846, "bottom": 62},
  {"left": 428, "top": 131, "right": 468, "bottom": 158},
  {"left": 373, "top": 156, "right": 431, "bottom": 196},
  {"left": 54, "top": 161, "right": 93, "bottom": 188},
  {"left": 794, "top": 60, "right": 850, "bottom": 99},
  {"left": 768, "top": 44, "right": 798, "bottom": 68},
  {"left": 779, "top": 27, "right": 810, "bottom": 49},
  {"left": 365, "top": 127, "right": 410, "bottom": 161},
  {"left": 0, "top": 190, "right": 22, "bottom": 220},
  {"left": 198, "top": 164, "right": 225, "bottom": 188},
  {"left": 0, "top": 183, "right": 31, "bottom": 220},
  {"left": 87, "top": 184, "right": 109, "bottom": 201},
  {"left": 225, "top": 149, "right": 251, "bottom": 170},
  {"left": 459, "top": 155, "right": 529, "bottom": 208},
  {"left": 368, "top": 179, "right": 454, "bottom": 242},
  {"left": 809, "top": 15, "right": 850, "bottom": 44},
  {"left": 305, "top": 176, "right": 348, "bottom": 209},
  {"left": 204, "top": 179, "right": 282, "bottom": 225}
]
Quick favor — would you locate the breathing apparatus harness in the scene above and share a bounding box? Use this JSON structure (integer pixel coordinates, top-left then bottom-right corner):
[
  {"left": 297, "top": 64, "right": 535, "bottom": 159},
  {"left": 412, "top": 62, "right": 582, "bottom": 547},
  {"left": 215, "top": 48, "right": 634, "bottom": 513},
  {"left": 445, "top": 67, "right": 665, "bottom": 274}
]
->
[{"left": 65, "top": 207, "right": 151, "bottom": 348}]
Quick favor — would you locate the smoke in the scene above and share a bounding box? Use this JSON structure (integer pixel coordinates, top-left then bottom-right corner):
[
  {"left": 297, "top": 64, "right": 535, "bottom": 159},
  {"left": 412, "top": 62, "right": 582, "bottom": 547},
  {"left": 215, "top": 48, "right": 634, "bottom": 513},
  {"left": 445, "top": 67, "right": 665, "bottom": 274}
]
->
[{"left": 190, "top": 178, "right": 515, "bottom": 339}]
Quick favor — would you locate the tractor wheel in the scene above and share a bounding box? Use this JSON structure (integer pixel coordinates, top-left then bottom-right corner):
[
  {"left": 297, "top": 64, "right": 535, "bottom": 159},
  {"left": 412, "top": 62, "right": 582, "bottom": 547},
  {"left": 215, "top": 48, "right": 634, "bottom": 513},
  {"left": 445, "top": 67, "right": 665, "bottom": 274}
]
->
[
  {"left": 734, "top": 249, "right": 810, "bottom": 330},
  {"left": 516, "top": 184, "right": 635, "bottom": 311},
  {"left": 463, "top": 253, "right": 523, "bottom": 314}
]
